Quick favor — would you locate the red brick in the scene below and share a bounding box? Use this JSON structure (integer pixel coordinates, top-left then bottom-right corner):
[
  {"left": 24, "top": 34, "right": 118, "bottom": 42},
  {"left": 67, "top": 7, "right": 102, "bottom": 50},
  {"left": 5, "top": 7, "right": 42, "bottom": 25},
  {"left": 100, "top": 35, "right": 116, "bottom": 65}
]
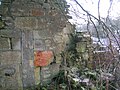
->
[{"left": 31, "top": 9, "right": 45, "bottom": 16}]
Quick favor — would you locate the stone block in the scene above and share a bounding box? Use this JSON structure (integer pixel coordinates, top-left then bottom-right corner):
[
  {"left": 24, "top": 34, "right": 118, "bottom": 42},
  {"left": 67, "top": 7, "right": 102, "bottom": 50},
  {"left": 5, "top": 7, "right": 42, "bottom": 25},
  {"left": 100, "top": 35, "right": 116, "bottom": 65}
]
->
[
  {"left": 0, "top": 29, "right": 21, "bottom": 38},
  {"left": 12, "top": 38, "right": 21, "bottom": 50},
  {"left": 15, "top": 17, "right": 37, "bottom": 30},
  {"left": 21, "top": 63, "right": 35, "bottom": 88},
  {"left": 34, "top": 67, "right": 40, "bottom": 85},
  {"left": 0, "top": 64, "right": 23, "bottom": 90},
  {"left": 0, "top": 38, "right": 9, "bottom": 50},
  {"left": 21, "top": 31, "right": 35, "bottom": 88},
  {"left": 0, "top": 51, "right": 21, "bottom": 65}
]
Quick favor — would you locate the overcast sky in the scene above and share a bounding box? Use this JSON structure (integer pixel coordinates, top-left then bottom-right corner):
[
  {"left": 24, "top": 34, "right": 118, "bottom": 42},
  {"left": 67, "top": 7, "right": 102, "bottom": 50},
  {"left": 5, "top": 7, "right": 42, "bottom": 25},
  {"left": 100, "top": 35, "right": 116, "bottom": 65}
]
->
[{"left": 66, "top": 0, "right": 120, "bottom": 24}]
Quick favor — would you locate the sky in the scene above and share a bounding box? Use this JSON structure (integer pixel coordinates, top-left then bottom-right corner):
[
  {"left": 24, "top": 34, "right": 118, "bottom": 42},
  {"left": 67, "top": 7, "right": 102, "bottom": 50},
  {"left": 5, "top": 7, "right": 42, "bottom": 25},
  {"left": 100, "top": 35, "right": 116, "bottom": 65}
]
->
[{"left": 66, "top": 0, "right": 120, "bottom": 24}]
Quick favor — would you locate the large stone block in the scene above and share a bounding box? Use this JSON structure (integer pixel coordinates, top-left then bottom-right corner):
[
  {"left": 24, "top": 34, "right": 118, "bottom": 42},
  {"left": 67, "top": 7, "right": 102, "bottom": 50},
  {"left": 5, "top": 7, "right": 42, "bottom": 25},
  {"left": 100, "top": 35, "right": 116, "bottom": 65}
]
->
[
  {"left": 21, "top": 31, "right": 35, "bottom": 88},
  {"left": 0, "top": 51, "right": 21, "bottom": 65},
  {"left": 0, "top": 29, "right": 21, "bottom": 38},
  {"left": 0, "top": 64, "right": 23, "bottom": 90},
  {"left": 15, "top": 17, "right": 37, "bottom": 30}
]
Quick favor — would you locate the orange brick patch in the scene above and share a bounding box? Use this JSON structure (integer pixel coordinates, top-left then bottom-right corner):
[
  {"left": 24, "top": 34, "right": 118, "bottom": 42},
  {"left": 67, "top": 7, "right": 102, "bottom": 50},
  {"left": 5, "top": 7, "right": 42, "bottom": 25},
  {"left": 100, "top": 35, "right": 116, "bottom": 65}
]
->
[{"left": 34, "top": 51, "right": 53, "bottom": 67}]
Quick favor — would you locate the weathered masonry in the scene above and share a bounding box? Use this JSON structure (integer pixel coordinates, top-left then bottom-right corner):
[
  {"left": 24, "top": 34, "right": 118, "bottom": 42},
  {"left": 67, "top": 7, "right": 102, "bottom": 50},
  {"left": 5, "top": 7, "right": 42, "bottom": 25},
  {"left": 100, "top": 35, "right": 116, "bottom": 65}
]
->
[{"left": 0, "top": 0, "right": 73, "bottom": 89}]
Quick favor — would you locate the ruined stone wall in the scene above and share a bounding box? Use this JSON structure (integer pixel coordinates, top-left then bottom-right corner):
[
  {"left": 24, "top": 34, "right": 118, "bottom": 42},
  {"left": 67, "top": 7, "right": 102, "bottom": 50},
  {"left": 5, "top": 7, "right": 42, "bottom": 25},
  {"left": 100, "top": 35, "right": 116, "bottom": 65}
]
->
[
  {"left": 0, "top": 0, "right": 73, "bottom": 89},
  {"left": 76, "top": 32, "right": 93, "bottom": 68}
]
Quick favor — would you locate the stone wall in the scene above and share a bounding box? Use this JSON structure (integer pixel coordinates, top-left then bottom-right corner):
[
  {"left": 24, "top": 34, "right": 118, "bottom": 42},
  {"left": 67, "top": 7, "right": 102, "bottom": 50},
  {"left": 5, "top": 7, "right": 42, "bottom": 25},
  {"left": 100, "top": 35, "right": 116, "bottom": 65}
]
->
[
  {"left": 0, "top": 0, "right": 73, "bottom": 89},
  {"left": 76, "top": 32, "right": 93, "bottom": 68}
]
